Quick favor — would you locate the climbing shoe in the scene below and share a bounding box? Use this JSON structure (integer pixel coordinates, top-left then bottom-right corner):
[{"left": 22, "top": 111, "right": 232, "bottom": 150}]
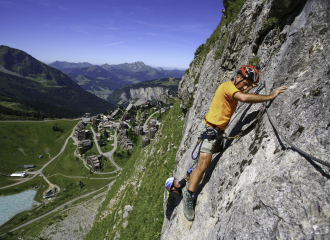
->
[{"left": 183, "top": 191, "right": 195, "bottom": 221}]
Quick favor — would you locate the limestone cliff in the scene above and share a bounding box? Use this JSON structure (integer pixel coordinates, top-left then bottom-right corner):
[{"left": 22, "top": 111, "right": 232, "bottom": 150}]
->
[
  {"left": 117, "top": 87, "right": 168, "bottom": 106},
  {"left": 130, "top": 87, "right": 167, "bottom": 102},
  {"left": 162, "top": 0, "right": 330, "bottom": 239}
]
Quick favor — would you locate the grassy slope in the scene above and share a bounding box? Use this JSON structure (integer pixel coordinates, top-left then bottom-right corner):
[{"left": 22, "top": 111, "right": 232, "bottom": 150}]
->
[
  {"left": 0, "top": 120, "right": 79, "bottom": 188},
  {"left": 42, "top": 138, "right": 90, "bottom": 177},
  {"left": 85, "top": 100, "right": 184, "bottom": 239},
  {"left": 0, "top": 102, "right": 26, "bottom": 111},
  {"left": 0, "top": 134, "right": 116, "bottom": 236}
]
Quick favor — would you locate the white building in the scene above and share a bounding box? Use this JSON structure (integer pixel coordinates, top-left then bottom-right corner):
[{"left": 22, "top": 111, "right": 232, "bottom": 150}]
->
[{"left": 11, "top": 171, "right": 27, "bottom": 177}]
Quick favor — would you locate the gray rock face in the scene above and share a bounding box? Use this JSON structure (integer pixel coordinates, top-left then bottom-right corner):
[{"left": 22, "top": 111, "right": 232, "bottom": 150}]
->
[
  {"left": 162, "top": 0, "right": 330, "bottom": 239},
  {"left": 123, "top": 205, "right": 133, "bottom": 219},
  {"left": 130, "top": 87, "right": 167, "bottom": 101}
]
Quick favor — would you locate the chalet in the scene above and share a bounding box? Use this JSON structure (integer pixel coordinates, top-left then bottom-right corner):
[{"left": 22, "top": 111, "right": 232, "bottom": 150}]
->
[
  {"left": 135, "top": 125, "right": 143, "bottom": 135},
  {"left": 149, "top": 126, "right": 157, "bottom": 139},
  {"left": 11, "top": 171, "right": 27, "bottom": 177},
  {"left": 148, "top": 118, "right": 156, "bottom": 128},
  {"left": 166, "top": 89, "right": 178, "bottom": 98},
  {"left": 77, "top": 121, "right": 87, "bottom": 130},
  {"left": 74, "top": 128, "right": 90, "bottom": 141},
  {"left": 96, "top": 133, "right": 101, "bottom": 141},
  {"left": 120, "top": 135, "right": 133, "bottom": 150},
  {"left": 77, "top": 140, "right": 93, "bottom": 155},
  {"left": 86, "top": 155, "right": 102, "bottom": 171},
  {"left": 141, "top": 136, "right": 150, "bottom": 148},
  {"left": 24, "top": 164, "right": 35, "bottom": 169}
]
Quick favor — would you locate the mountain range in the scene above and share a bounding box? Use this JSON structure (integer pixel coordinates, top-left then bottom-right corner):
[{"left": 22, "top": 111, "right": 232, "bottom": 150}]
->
[
  {"left": 0, "top": 45, "right": 115, "bottom": 118},
  {"left": 49, "top": 61, "right": 186, "bottom": 96}
]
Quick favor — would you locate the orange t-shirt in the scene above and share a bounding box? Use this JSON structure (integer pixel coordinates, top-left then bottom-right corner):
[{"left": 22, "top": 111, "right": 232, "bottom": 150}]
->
[{"left": 204, "top": 81, "right": 240, "bottom": 130}]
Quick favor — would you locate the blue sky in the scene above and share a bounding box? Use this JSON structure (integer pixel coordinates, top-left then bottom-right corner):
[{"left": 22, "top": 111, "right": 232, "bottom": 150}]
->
[{"left": 0, "top": 0, "right": 224, "bottom": 69}]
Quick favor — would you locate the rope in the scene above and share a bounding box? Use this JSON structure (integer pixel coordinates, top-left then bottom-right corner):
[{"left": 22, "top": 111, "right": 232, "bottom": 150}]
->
[
  {"left": 264, "top": 82, "right": 330, "bottom": 167},
  {"left": 225, "top": 103, "right": 265, "bottom": 140},
  {"left": 191, "top": 128, "right": 220, "bottom": 160}
]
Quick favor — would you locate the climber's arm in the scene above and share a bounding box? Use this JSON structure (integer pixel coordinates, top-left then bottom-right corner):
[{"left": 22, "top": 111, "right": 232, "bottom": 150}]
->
[{"left": 233, "top": 86, "right": 287, "bottom": 103}]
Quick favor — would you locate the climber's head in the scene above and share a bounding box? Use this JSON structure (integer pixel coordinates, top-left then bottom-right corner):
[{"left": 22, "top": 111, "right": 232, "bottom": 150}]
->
[
  {"left": 165, "top": 177, "right": 180, "bottom": 191},
  {"left": 234, "top": 65, "right": 260, "bottom": 91},
  {"left": 165, "top": 177, "right": 174, "bottom": 191}
]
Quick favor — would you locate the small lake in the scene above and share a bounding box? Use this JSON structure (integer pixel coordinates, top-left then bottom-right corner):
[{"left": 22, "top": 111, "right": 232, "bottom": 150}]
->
[{"left": 0, "top": 190, "right": 36, "bottom": 226}]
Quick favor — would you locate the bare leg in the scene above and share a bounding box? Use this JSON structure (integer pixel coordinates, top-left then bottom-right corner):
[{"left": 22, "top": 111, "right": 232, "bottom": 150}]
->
[{"left": 188, "top": 152, "right": 212, "bottom": 192}]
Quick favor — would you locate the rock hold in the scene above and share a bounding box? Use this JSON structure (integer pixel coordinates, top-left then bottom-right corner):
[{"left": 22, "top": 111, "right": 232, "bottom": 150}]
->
[{"left": 123, "top": 205, "right": 133, "bottom": 219}]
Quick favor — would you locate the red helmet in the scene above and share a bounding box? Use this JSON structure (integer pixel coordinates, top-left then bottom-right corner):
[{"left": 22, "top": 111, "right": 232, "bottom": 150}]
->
[{"left": 237, "top": 65, "right": 260, "bottom": 84}]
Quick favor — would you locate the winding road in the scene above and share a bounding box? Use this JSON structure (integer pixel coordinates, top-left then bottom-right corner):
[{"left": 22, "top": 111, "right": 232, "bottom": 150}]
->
[
  {"left": 90, "top": 126, "right": 122, "bottom": 171},
  {"left": 143, "top": 110, "right": 159, "bottom": 132},
  {"left": 3, "top": 180, "right": 116, "bottom": 234}
]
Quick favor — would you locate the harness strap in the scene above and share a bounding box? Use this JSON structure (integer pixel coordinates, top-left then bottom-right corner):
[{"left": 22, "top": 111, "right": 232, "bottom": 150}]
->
[{"left": 191, "top": 127, "right": 221, "bottom": 160}]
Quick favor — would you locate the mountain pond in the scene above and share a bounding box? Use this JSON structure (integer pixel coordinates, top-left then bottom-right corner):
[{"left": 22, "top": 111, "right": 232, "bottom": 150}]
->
[{"left": 0, "top": 190, "right": 36, "bottom": 226}]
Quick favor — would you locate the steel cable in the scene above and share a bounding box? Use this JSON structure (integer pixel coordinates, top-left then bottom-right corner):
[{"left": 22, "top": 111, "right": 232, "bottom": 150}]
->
[{"left": 264, "top": 81, "right": 330, "bottom": 167}]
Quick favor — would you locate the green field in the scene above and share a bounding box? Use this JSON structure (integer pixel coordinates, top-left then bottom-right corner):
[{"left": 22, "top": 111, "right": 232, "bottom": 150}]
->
[
  {"left": 0, "top": 102, "right": 26, "bottom": 111},
  {"left": 42, "top": 138, "right": 90, "bottom": 178},
  {"left": 0, "top": 120, "right": 79, "bottom": 187}
]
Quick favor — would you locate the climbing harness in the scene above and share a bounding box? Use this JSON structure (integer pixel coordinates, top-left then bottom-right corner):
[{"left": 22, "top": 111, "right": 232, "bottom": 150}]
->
[{"left": 191, "top": 127, "right": 223, "bottom": 160}]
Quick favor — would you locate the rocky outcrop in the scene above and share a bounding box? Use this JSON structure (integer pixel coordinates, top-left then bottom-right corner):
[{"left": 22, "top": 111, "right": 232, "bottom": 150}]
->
[
  {"left": 130, "top": 87, "right": 167, "bottom": 101},
  {"left": 162, "top": 0, "right": 330, "bottom": 239}
]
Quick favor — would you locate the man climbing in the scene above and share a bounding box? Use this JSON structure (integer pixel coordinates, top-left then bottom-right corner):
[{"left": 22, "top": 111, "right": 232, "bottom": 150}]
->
[
  {"left": 183, "top": 65, "right": 287, "bottom": 221},
  {"left": 165, "top": 168, "right": 193, "bottom": 220}
]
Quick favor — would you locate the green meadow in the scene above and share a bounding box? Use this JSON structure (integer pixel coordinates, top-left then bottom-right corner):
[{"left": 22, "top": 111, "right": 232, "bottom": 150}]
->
[
  {"left": 0, "top": 120, "right": 79, "bottom": 188},
  {"left": 0, "top": 102, "right": 26, "bottom": 111},
  {"left": 42, "top": 138, "right": 90, "bottom": 177}
]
